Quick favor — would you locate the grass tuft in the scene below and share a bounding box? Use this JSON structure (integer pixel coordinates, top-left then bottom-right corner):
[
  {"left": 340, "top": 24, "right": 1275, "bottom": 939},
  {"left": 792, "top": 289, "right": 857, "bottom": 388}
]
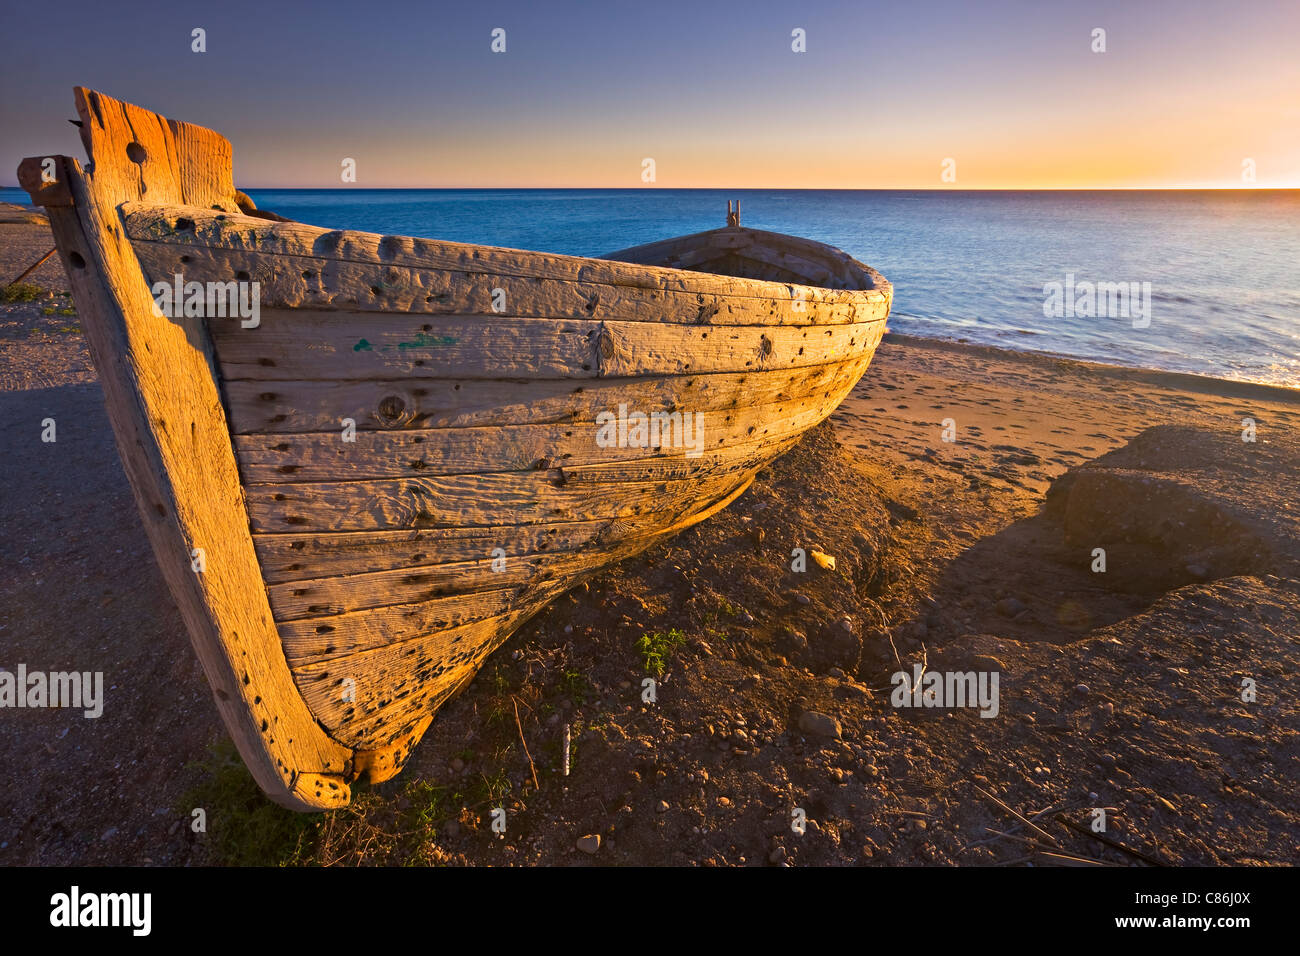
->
[
  {"left": 635, "top": 628, "right": 688, "bottom": 677},
  {"left": 179, "top": 738, "right": 315, "bottom": 866},
  {"left": 2, "top": 282, "right": 43, "bottom": 303}
]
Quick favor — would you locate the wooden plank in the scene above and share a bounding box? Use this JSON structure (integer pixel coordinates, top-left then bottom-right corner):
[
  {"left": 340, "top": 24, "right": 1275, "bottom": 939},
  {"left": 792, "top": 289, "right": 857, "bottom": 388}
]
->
[
  {"left": 244, "top": 449, "right": 773, "bottom": 533},
  {"left": 208, "top": 308, "right": 885, "bottom": 381},
  {"left": 254, "top": 521, "right": 607, "bottom": 585},
  {"left": 119, "top": 202, "right": 890, "bottom": 313},
  {"left": 280, "top": 585, "right": 522, "bottom": 640},
  {"left": 28, "top": 88, "right": 351, "bottom": 810},
  {"left": 231, "top": 384, "right": 847, "bottom": 482},
  {"left": 126, "top": 229, "right": 888, "bottom": 328},
  {"left": 222, "top": 354, "right": 872, "bottom": 435}
]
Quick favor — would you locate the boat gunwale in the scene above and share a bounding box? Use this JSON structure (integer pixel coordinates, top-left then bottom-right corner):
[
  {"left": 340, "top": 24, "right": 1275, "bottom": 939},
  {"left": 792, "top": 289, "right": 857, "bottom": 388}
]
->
[{"left": 118, "top": 201, "right": 893, "bottom": 312}]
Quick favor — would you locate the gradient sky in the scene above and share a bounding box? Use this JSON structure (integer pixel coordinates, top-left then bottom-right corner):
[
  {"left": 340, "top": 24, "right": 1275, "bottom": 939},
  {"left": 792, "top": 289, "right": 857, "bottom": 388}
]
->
[{"left": 2, "top": 0, "right": 1298, "bottom": 188}]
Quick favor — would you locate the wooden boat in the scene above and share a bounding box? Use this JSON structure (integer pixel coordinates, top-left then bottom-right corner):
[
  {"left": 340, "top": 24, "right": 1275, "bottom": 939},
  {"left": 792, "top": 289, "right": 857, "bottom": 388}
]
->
[{"left": 19, "top": 89, "right": 892, "bottom": 810}]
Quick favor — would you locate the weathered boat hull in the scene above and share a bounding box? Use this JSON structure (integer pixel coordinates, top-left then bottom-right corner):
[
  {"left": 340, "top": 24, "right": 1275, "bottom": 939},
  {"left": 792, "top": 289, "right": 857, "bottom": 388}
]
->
[{"left": 20, "top": 88, "right": 891, "bottom": 809}]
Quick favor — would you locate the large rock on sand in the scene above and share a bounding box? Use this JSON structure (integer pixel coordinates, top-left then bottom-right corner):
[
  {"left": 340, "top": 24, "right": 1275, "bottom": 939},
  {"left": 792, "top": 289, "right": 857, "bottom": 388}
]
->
[{"left": 1046, "top": 425, "right": 1299, "bottom": 592}]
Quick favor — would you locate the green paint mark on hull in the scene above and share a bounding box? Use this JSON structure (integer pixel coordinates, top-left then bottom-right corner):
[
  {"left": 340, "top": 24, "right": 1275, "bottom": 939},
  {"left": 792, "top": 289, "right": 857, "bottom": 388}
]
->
[
  {"left": 352, "top": 333, "right": 456, "bottom": 353},
  {"left": 397, "top": 332, "right": 458, "bottom": 350}
]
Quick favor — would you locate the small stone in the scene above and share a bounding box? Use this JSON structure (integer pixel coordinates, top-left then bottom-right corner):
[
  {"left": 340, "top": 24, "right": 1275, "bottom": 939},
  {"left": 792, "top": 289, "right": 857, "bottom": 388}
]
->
[
  {"left": 769, "top": 846, "right": 787, "bottom": 863},
  {"left": 798, "top": 710, "right": 842, "bottom": 738},
  {"left": 794, "top": 592, "right": 812, "bottom": 606},
  {"left": 810, "top": 549, "right": 836, "bottom": 571},
  {"left": 100, "top": 827, "right": 117, "bottom": 842},
  {"left": 577, "top": 834, "right": 601, "bottom": 854},
  {"left": 564, "top": 623, "right": 574, "bottom": 634},
  {"left": 656, "top": 800, "right": 670, "bottom": 813},
  {"left": 1073, "top": 683, "right": 1090, "bottom": 697},
  {"left": 995, "top": 597, "right": 1027, "bottom": 618},
  {"left": 717, "top": 797, "right": 732, "bottom": 808}
]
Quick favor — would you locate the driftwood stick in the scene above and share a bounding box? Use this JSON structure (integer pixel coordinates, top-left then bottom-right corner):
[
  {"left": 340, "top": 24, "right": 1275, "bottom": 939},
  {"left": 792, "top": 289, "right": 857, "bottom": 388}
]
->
[
  {"left": 512, "top": 696, "right": 540, "bottom": 792},
  {"left": 1057, "top": 816, "right": 1167, "bottom": 867},
  {"left": 3, "top": 247, "right": 57, "bottom": 289},
  {"left": 984, "top": 827, "right": 1055, "bottom": 851},
  {"left": 973, "top": 784, "right": 1061, "bottom": 848},
  {"left": 1036, "top": 850, "right": 1120, "bottom": 867}
]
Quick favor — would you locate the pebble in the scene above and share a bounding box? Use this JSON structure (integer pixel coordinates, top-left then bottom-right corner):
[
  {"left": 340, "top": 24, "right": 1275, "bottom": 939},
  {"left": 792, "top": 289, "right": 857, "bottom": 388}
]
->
[
  {"left": 995, "top": 597, "right": 1027, "bottom": 618},
  {"left": 769, "top": 846, "right": 787, "bottom": 864},
  {"left": 794, "top": 593, "right": 811, "bottom": 606},
  {"left": 577, "top": 834, "right": 601, "bottom": 854},
  {"left": 798, "top": 710, "right": 842, "bottom": 738},
  {"left": 1073, "top": 683, "right": 1090, "bottom": 696},
  {"left": 100, "top": 827, "right": 117, "bottom": 841},
  {"left": 656, "top": 800, "right": 669, "bottom": 813}
]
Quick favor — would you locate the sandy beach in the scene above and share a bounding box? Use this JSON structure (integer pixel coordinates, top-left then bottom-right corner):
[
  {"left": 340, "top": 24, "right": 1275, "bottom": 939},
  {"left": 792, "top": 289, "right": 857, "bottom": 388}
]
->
[{"left": 2, "top": 214, "right": 1298, "bottom": 866}]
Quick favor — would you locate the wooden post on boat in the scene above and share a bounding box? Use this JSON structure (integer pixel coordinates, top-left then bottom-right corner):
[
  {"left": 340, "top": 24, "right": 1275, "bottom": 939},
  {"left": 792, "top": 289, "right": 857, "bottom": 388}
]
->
[
  {"left": 17, "top": 88, "right": 353, "bottom": 811},
  {"left": 726, "top": 199, "right": 740, "bottom": 227}
]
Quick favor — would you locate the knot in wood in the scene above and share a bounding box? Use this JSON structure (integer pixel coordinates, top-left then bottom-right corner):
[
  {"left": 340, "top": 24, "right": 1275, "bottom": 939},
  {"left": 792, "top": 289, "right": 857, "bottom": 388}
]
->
[
  {"left": 596, "top": 328, "right": 616, "bottom": 360},
  {"left": 376, "top": 393, "right": 410, "bottom": 426}
]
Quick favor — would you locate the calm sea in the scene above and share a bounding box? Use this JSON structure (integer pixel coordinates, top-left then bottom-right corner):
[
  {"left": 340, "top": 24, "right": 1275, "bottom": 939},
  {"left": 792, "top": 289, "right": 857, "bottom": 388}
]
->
[{"left": 6, "top": 187, "right": 1297, "bottom": 387}]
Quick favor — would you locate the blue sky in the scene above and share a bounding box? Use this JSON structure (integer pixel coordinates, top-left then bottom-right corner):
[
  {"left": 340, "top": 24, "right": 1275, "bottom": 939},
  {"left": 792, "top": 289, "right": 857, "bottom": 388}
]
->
[{"left": 2, "top": 0, "right": 1297, "bottom": 187}]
